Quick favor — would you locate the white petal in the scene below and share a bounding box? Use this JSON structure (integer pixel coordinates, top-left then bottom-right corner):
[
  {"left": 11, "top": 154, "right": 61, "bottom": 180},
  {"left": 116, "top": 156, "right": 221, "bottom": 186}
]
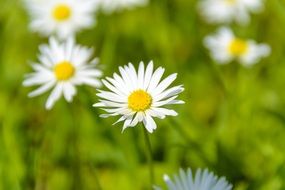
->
[
  {"left": 122, "top": 116, "right": 133, "bottom": 132},
  {"left": 49, "top": 37, "right": 64, "bottom": 62},
  {"left": 93, "top": 100, "right": 127, "bottom": 108},
  {"left": 143, "top": 114, "right": 157, "bottom": 133},
  {"left": 96, "top": 90, "right": 127, "bottom": 103},
  {"left": 30, "top": 63, "right": 51, "bottom": 73},
  {"left": 77, "top": 69, "right": 102, "bottom": 78},
  {"left": 101, "top": 79, "right": 126, "bottom": 97},
  {"left": 163, "top": 175, "right": 177, "bottom": 190},
  {"left": 23, "top": 73, "right": 54, "bottom": 86},
  {"left": 38, "top": 45, "right": 56, "bottom": 66},
  {"left": 106, "top": 77, "right": 129, "bottom": 96},
  {"left": 119, "top": 66, "right": 135, "bottom": 90},
  {"left": 124, "top": 63, "right": 138, "bottom": 87},
  {"left": 154, "top": 85, "right": 184, "bottom": 102},
  {"left": 63, "top": 83, "right": 77, "bottom": 102},
  {"left": 240, "top": 42, "right": 271, "bottom": 66},
  {"left": 143, "top": 60, "right": 154, "bottom": 90},
  {"left": 74, "top": 77, "right": 101, "bottom": 88},
  {"left": 147, "top": 67, "right": 165, "bottom": 92},
  {"left": 45, "top": 83, "right": 63, "bottom": 110},
  {"left": 113, "top": 115, "right": 127, "bottom": 125},
  {"left": 151, "top": 73, "right": 177, "bottom": 96},
  {"left": 113, "top": 73, "right": 132, "bottom": 93},
  {"left": 146, "top": 109, "right": 166, "bottom": 119},
  {"left": 28, "top": 80, "right": 56, "bottom": 97},
  {"left": 151, "top": 107, "right": 178, "bottom": 117},
  {"left": 101, "top": 107, "right": 130, "bottom": 114},
  {"left": 153, "top": 95, "right": 183, "bottom": 107},
  {"left": 64, "top": 37, "right": 75, "bottom": 60},
  {"left": 137, "top": 61, "right": 145, "bottom": 88}
]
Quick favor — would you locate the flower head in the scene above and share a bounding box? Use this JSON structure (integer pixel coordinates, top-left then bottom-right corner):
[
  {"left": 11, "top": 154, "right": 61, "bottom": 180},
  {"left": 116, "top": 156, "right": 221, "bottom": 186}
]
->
[
  {"left": 155, "top": 168, "right": 232, "bottom": 190},
  {"left": 198, "top": 0, "right": 264, "bottom": 24},
  {"left": 93, "top": 61, "right": 184, "bottom": 133},
  {"left": 23, "top": 37, "right": 102, "bottom": 110},
  {"left": 25, "top": 0, "right": 98, "bottom": 38},
  {"left": 95, "top": 0, "right": 148, "bottom": 13},
  {"left": 204, "top": 27, "right": 271, "bottom": 66}
]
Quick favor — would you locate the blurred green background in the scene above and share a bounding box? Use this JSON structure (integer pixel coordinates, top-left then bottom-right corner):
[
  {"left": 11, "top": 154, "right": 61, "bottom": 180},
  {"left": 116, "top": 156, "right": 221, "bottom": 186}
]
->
[{"left": 1, "top": 0, "right": 285, "bottom": 189}]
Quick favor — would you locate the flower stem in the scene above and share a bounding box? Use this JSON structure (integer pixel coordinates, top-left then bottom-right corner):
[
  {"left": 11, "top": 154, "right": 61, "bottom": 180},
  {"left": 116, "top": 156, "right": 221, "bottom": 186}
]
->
[
  {"left": 143, "top": 126, "right": 155, "bottom": 188},
  {"left": 169, "top": 117, "right": 213, "bottom": 167},
  {"left": 70, "top": 103, "right": 102, "bottom": 190}
]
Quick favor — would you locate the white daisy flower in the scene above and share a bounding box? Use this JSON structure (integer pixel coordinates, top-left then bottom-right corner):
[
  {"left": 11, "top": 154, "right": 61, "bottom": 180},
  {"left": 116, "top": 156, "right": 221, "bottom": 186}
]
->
[
  {"left": 95, "top": 0, "right": 148, "bottom": 13},
  {"left": 23, "top": 37, "right": 102, "bottom": 110},
  {"left": 25, "top": 0, "right": 98, "bottom": 39},
  {"left": 93, "top": 61, "right": 184, "bottom": 133},
  {"left": 198, "top": 0, "right": 264, "bottom": 24},
  {"left": 155, "top": 168, "right": 233, "bottom": 190},
  {"left": 204, "top": 27, "right": 271, "bottom": 66}
]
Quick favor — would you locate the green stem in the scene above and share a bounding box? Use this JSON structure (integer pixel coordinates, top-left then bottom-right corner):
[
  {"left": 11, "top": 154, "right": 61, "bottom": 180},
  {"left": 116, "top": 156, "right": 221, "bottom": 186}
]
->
[
  {"left": 170, "top": 118, "right": 213, "bottom": 167},
  {"left": 142, "top": 126, "right": 155, "bottom": 188},
  {"left": 209, "top": 61, "right": 228, "bottom": 96},
  {"left": 68, "top": 105, "right": 81, "bottom": 190},
  {"left": 69, "top": 104, "right": 103, "bottom": 190},
  {"left": 91, "top": 164, "right": 103, "bottom": 190}
]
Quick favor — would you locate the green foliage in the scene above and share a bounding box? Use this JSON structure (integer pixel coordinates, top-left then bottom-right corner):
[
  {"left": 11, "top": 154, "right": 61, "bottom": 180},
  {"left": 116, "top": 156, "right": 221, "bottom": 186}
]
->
[{"left": 1, "top": 0, "right": 285, "bottom": 189}]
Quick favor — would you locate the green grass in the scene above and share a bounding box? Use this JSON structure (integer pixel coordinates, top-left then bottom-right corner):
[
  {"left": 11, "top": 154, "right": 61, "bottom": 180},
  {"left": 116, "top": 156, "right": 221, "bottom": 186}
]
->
[{"left": 1, "top": 0, "right": 285, "bottom": 189}]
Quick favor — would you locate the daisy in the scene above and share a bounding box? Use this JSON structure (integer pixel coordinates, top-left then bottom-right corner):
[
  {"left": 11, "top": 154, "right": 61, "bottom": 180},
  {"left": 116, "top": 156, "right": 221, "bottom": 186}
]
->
[
  {"left": 155, "top": 168, "right": 233, "bottom": 190},
  {"left": 23, "top": 37, "right": 102, "bottom": 110},
  {"left": 204, "top": 27, "right": 271, "bottom": 66},
  {"left": 95, "top": 0, "right": 148, "bottom": 13},
  {"left": 93, "top": 61, "right": 184, "bottom": 133},
  {"left": 25, "top": 0, "right": 98, "bottom": 39},
  {"left": 198, "top": 0, "right": 264, "bottom": 24}
]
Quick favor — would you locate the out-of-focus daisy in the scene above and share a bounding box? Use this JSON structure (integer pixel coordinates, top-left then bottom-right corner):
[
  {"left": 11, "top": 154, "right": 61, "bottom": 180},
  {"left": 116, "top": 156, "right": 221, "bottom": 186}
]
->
[
  {"left": 198, "top": 0, "right": 264, "bottom": 24},
  {"left": 25, "top": 0, "right": 98, "bottom": 38},
  {"left": 93, "top": 61, "right": 184, "bottom": 133},
  {"left": 204, "top": 27, "right": 271, "bottom": 66},
  {"left": 23, "top": 37, "right": 102, "bottom": 110},
  {"left": 95, "top": 0, "right": 148, "bottom": 13},
  {"left": 155, "top": 168, "right": 233, "bottom": 190}
]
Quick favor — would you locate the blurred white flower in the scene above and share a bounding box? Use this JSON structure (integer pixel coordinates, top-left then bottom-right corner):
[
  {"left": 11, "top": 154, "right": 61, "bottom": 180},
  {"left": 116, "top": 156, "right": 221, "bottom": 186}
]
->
[
  {"left": 93, "top": 61, "right": 184, "bottom": 133},
  {"left": 204, "top": 27, "right": 271, "bottom": 66},
  {"left": 198, "top": 0, "right": 264, "bottom": 25},
  {"left": 25, "top": 0, "right": 98, "bottom": 39},
  {"left": 155, "top": 168, "right": 232, "bottom": 190},
  {"left": 23, "top": 37, "right": 102, "bottom": 110},
  {"left": 95, "top": 0, "right": 148, "bottom": 13}
]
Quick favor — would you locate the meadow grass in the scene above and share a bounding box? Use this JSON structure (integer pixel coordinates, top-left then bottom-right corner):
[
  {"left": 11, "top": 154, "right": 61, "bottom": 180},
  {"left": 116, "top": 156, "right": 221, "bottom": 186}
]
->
[{"left": 0, "top": 0, "right": 285, "bottom": 189}]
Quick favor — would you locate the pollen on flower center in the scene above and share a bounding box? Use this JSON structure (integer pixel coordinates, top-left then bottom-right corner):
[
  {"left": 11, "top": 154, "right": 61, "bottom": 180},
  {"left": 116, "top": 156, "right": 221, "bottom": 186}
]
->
[
  {"left": 228, "top": 38, "right": 248, "bottom": 56},
  {"left": 128, "top": 90, "right": 152, "bottom": 112},
  {"left": 53, "top": 4, "right": 71, "bottom": 21},
  {"left": 54, "top": 61, "right": 75, "bottom": 81}
]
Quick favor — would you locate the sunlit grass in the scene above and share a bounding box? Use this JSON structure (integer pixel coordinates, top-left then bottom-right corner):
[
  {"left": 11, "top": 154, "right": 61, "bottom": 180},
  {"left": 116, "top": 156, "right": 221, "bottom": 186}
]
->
[{"left": 0, "top": 0, "right": 285, "bottom": 189}]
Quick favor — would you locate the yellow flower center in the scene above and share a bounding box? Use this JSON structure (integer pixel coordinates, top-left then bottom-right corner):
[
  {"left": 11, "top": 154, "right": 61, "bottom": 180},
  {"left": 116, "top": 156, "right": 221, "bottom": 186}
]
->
[
  {"left": 228, "top": 38, "right": 248, "bottom": 56},
  {"left": 128, "top": 90, "right": 152, "bottom": 112},
  {"left": 54, "top": 61, "right": 75, "bottom": 81},
  {"left": 52, "top": 4, "right": 71, "bottom": 21}
]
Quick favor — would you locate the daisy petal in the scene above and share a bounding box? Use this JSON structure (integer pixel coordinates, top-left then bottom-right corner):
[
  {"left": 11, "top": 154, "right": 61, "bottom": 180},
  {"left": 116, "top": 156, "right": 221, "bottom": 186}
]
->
[
  {"left": 143, "top": 114, "right": 157, "bottom": 133},
  {"left": 45, "top": 83, "right": 63, "bottom": 110}
]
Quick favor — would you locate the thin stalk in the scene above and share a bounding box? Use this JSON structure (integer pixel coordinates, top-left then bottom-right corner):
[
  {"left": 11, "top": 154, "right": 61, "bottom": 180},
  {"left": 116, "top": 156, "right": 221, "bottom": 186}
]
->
[
  {"left": 91, "top": 163, "right": 103, "bottom": 190},
  {"left": 69, "top": 105, "right": 81, "bottom": 190},
  {"left": 142, "top": 126, "right": 155, "bottom": 188},
  {"left": 170, "top": 118, "right": 213, "bottom": 167},
  {"left": 69, "top": 104, "right": 103, "bottom": 190}
]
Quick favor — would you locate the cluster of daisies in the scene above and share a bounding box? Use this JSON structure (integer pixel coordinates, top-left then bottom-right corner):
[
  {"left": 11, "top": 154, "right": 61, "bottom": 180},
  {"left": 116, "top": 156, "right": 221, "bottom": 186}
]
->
[
  {"left": 199, "top": 0, "right": 271, "bottom": 66},
  {"left": 25, "top": 0, "right": 148, "bottom": 38},
  {"left": 20, "top": 0, "right": 270, "bottom": 189}
]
